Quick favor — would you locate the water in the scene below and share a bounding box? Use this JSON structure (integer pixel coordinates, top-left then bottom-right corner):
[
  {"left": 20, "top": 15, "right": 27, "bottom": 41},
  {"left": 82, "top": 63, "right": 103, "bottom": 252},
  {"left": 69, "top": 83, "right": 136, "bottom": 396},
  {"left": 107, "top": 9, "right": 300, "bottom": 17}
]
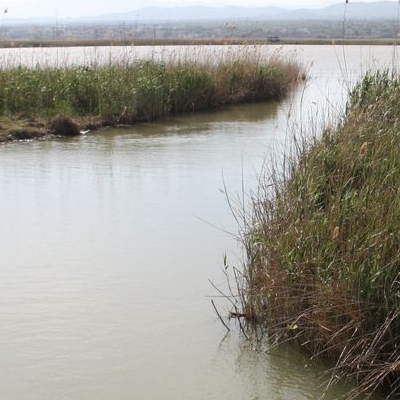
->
[{"left": 0, "top": 45, "right": 394, "bottom": 400}]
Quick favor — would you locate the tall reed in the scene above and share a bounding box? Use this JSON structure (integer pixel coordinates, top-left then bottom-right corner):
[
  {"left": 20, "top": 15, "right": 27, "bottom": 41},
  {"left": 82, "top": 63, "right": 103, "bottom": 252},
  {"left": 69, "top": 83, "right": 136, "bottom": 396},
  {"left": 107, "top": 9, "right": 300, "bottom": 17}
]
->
[
  {"left": 0, "top": 47, "right": 302, "bottom": 125},
  {"left": 240, "top": 70, "right": 400, "bottom": 399}
]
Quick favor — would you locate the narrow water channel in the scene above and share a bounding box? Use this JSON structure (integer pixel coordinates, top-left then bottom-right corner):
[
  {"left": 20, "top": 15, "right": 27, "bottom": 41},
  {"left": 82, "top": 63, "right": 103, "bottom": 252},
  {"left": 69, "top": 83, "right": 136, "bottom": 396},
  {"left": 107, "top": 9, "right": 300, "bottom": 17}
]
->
[{"left": 0, "top": 45, "right": 394, "bottom": 400}]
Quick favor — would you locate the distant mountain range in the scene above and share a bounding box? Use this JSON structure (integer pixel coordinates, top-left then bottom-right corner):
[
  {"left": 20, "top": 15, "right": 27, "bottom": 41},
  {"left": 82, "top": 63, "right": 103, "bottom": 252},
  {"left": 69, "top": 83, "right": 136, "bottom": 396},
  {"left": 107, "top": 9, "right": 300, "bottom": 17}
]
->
[
  {"left": 96, "top": 2, "right": 400, "bottom": 22},
  {"left": 5, "top": 1, "right": 400, "bottom": 24}
]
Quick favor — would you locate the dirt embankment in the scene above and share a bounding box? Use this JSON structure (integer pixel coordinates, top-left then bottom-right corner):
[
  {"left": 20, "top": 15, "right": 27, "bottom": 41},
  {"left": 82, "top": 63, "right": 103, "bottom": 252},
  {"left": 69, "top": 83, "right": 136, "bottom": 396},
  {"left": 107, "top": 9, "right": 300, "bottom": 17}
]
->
[{"left": 0, "top": 114, "right": 115, "bottom": 143}]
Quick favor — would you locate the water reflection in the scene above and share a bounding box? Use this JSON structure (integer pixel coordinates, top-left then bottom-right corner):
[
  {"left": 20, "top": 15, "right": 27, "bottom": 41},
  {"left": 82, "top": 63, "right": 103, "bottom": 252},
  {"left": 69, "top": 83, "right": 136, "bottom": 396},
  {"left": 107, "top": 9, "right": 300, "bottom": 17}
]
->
[
  {"left": 211, "top": 331, "right": 385, "bottom": 400},
  {"left": 92, "top": 99, "right": 279, "bottom": 138}
]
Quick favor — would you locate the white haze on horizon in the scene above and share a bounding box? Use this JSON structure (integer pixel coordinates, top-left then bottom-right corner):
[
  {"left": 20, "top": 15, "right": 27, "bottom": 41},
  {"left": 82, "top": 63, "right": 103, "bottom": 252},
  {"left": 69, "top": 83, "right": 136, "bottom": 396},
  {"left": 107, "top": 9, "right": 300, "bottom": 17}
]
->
[{"left": 1, "top": 0, "right": 392, "bottom": 19}]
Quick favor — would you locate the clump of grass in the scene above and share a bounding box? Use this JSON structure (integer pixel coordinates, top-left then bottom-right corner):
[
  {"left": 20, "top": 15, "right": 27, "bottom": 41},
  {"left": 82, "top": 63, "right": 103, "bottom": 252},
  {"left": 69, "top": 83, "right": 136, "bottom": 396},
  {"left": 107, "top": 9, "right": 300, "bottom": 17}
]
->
[
  {"left": 241, "top": 70, "right": 400, "bottom": 399},
  {"left": 0, "top": 48, "right": 302, "bottom": 127}
]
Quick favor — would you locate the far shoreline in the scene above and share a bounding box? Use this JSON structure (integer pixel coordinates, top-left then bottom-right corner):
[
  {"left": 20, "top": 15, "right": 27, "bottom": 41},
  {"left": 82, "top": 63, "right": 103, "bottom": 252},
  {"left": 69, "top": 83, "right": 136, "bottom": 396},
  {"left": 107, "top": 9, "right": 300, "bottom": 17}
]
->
[{"left": 0, "top": 37, "right": 398, "bottom": 48}]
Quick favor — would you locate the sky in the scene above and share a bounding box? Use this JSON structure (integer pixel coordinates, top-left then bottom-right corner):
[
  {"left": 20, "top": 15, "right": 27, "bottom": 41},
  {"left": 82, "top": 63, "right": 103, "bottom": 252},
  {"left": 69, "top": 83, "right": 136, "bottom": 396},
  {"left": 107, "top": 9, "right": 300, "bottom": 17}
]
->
[{"left": 0, "top": 0, "right": 392, "bottom": 19}]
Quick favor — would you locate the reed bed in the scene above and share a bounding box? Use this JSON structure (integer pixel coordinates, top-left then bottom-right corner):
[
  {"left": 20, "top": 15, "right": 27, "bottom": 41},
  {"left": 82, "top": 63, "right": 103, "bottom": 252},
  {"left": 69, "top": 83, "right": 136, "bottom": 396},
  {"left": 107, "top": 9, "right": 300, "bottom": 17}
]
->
[
  {"left": 0, "top": 46, "right": 301, "bottom": 126},
  {"left": 239, "top": 71, "right": 400, "bottom": 399}
]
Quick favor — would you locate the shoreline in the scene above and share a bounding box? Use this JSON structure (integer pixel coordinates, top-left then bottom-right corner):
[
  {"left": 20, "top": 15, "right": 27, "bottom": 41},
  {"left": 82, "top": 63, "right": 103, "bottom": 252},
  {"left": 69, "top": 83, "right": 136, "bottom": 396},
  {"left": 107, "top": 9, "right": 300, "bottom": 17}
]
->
[
  {"left": 0, "top": 114, "right": 110, "bottom": 143},
  {"left": 0, "top": 37, "right": 397, "bottom": 48}
]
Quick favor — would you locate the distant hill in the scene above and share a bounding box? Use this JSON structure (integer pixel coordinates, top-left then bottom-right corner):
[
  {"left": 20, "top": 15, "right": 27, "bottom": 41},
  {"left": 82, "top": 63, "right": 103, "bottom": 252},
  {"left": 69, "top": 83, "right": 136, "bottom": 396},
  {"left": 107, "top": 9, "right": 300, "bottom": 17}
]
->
[
  {"left": 82, "top": 2, "right": 400, "bottom": 22},
  {"left": 79, "top": 6, "right": 290, "bottom": 22},
  {"left": 287, "top": 1, "right": 400, "bottom": 20},
  {"left": 4, "top": 1, "right": 400, "bottom": 24}
]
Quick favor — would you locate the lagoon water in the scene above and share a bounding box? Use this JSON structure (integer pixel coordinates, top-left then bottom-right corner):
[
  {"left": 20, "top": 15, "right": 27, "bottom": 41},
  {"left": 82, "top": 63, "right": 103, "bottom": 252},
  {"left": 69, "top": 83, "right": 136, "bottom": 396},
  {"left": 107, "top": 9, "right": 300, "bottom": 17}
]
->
[{"left": 0, "top": 45, "right": 394, "bottom": 400}]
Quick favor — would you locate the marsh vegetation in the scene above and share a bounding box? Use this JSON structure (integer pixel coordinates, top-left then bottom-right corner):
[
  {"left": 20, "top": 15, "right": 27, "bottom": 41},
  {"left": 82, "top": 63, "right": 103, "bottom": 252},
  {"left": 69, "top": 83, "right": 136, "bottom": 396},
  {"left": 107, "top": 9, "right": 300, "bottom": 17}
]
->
[
  {"left": 238, "top": 71, "right": 400, "bottom": 399},
  {"left": 0, "top": 47, "right": 301, "bottom": 142}
]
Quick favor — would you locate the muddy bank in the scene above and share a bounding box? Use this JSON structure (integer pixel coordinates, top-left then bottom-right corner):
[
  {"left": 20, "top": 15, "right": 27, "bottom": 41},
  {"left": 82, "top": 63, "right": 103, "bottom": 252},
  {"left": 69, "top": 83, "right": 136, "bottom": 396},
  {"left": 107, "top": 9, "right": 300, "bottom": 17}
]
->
[{"left": 0, "top": 114, "right": 115, "bottom": 143}]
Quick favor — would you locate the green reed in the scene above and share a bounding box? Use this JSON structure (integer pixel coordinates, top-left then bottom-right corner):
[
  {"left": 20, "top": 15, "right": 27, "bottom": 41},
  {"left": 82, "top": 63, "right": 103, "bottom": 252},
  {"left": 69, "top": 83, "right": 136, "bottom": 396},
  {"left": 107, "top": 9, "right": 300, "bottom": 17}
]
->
[
  {"left": 241, "top": 70, "right": 400, "bottom": 399},
  {"left": 0, "top": 52, "right": 301, "bottom": 123}
]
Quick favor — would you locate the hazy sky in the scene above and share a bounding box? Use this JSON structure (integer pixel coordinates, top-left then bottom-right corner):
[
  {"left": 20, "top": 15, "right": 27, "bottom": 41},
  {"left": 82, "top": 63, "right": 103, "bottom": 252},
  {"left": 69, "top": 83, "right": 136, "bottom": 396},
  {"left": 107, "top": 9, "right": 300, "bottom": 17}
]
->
[{"left": 1, "top": 0, "right": 390, "bottom": 19}]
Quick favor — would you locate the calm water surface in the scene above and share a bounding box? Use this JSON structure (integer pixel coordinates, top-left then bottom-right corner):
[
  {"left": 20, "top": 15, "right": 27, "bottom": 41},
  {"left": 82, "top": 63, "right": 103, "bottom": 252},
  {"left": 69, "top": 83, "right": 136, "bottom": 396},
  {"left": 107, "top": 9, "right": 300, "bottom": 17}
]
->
[{"left": 0, "top": 45, "right": 393, "bottom": 400}]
